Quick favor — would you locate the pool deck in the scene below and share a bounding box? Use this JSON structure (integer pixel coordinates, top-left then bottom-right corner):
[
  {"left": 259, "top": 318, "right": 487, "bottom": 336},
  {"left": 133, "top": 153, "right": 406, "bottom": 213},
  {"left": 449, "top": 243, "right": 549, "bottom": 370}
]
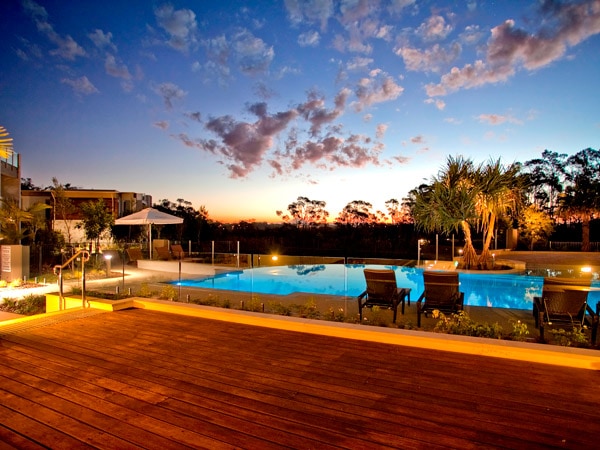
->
[
  {"left": 1, "top": 302, "right": 599, "bottom": 448},
  {"left": 2, "top": 251, "right": 600, "bottom": 447}
]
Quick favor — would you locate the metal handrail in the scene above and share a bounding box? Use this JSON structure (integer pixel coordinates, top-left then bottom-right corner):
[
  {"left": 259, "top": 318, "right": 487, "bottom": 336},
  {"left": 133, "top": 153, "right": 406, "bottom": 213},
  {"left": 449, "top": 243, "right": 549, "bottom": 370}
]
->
[{"left": 54, "top": 250, "right": 90, "bottom": 310}]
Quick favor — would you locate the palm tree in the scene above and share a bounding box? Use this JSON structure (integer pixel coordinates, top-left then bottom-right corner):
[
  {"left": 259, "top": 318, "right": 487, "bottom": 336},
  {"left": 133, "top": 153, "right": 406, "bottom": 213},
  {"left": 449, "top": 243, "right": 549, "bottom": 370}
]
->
[
  {"left": 0, "top": 126, "right": 13, "bottom": 159},
  {"left": 0, "top": 199, "right": 50, "bottom": 244},
  {"left": 412, "top": 156, "right": 479, "bottom": 268},
  {"left": 474, "top": 159, "right": 522, "bottom": 268}
]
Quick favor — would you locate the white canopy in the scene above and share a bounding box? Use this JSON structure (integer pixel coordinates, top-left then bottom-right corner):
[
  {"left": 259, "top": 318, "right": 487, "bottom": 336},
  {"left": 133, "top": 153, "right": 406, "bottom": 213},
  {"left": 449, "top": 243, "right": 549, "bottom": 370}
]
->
[{"left": 115, "top": 208, "right": 183, "bottom": 259}]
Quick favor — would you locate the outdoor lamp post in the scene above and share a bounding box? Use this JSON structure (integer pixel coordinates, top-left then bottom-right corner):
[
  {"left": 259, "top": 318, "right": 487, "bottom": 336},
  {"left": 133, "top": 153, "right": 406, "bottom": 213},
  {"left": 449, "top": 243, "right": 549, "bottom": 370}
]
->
[
  {"left": 104, "top": 254, "right": 112, "bottom": 278},
  {"left": 417, "top": 239, "right": 424, "bottom": 267}
]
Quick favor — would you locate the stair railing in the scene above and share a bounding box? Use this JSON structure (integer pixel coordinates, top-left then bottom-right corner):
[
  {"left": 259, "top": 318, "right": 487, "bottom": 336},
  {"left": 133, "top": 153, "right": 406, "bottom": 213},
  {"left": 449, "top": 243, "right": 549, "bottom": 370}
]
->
[{"left": 53, "top": 250, "right": 90, "bottom": 310}]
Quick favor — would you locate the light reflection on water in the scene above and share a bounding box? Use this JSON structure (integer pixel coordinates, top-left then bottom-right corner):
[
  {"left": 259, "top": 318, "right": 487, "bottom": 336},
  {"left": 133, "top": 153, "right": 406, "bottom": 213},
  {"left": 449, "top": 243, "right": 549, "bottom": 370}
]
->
[{"left": 175, "top": 264, "right": 600, "bottom": 311}]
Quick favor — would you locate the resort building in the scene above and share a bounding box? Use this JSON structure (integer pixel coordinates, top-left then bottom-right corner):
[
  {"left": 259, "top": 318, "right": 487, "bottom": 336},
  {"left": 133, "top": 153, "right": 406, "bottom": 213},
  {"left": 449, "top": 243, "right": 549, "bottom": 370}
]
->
[
  {"left": 21, "top": 189, "right": 152, "bottom": 244},
  {"left": 0, "top": 151, "right": 20, "bottom": 205}
]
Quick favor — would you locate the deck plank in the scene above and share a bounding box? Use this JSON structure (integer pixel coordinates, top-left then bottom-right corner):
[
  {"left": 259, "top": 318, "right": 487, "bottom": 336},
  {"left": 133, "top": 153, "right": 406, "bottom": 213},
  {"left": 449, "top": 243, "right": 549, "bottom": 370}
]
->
[{"left": 1, "top": 308, "right": 599, "bottom": 449}]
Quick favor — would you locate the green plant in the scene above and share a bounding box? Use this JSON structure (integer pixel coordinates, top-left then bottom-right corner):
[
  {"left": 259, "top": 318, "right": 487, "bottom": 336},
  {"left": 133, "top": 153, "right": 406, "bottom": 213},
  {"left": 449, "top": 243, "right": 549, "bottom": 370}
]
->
[
  {"left": 0, "top": 294, "right": 45, "bottom": 315},
  {"left": 325, "top": 306, "right": 346, "bottom": 322},
  {"left": 550, "top": 326, "right": 589, "bottom": 347},
  {"left": 240, "top": 295, "right": 263, "bottom": 312},
  {"left": 160, "top": 285, "right": 178, "bottom": 300},
  {"left": 138, "top": 283, "right": 155, "bottom": 298},
  {"left": 295, "top": 298, "right": 320, "bottom": 319},
  {"left": 364, "top": 305, "right": 389, "bottom": 327},
  {"left": 268, "top": 301, "right": 293, "bottom": 316},
  {"left": 509, "top": 319, "right": 530, "bottom": 341},
  {"left": 434, "top": 311, "right": 503, "bottom": 338}
]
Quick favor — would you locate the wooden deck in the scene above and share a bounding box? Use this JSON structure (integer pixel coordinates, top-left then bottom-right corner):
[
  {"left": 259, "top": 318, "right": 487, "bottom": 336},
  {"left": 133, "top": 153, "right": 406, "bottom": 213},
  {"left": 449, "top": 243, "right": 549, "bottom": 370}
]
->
[{"left": 1, "top": 307, "right": 600, "bottom": 449}]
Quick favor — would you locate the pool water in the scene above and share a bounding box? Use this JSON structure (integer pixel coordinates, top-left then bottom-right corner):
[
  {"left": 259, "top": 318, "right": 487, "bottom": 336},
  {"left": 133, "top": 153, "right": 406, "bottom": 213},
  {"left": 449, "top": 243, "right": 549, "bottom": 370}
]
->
[{"left": 174, "top": 264, "right": 600, "bottom": 311}]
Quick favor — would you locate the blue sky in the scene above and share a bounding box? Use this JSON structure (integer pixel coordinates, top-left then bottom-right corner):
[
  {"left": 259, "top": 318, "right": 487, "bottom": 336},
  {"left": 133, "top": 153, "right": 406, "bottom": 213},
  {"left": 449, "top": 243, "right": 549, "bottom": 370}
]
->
[{"left": 1, "top": 0, "right": 599, "bottom": 222}]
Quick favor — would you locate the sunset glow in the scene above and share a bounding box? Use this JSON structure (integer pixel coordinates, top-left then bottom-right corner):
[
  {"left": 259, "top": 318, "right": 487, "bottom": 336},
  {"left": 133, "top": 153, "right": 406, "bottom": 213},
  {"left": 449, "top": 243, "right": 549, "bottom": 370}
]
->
[{"left": 2, "top": 1, "right": 599, "bottom": 222}]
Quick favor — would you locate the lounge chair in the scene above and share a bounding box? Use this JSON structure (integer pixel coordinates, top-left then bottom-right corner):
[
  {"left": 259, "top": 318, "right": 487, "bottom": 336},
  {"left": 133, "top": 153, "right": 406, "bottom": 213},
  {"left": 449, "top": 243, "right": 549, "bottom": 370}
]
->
[
  {"left": 417, "top": 271, "right": 464, "bottom": 327},
  {"left": 126, "top": 248, "right": 144, "bottom": 265},
  {"left": 171, "top": 244, "right": 186, "bottom": 260},
  {"left": 154, "top": 246, "right": 172, "bottom": 260},
  {"left": 533, "top": 277, "right": 598, "bottom": 344},
  {"left": 357, "top": 269, "right": 410, "bottom": 324}
]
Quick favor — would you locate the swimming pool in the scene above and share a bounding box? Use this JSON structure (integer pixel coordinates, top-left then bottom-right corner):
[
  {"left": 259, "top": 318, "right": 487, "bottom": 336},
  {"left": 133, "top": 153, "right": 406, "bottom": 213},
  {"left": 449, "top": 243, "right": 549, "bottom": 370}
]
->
[{"left": 174, "top": 264, "right": 600, "bottom": 311}]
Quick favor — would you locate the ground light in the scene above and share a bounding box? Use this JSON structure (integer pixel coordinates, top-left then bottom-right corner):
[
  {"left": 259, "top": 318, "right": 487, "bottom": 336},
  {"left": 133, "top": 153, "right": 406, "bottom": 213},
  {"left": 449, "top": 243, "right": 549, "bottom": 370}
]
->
[{"left": 104, "top": 254, "right": 112, "bottom": 278}]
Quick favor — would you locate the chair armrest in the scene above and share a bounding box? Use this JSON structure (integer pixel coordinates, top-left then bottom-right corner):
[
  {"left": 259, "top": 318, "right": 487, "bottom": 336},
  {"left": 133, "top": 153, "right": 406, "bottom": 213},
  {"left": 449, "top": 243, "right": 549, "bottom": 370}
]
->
[
  {"left": 586, "top": 303, "right": 599, "bottom": 321},
  {"left": 358, "top": 290, "right": 367, "bottom": 301},
  {"left": 456, "top": 292, "right": 465, "bottom": 308},
  {"left": 416, "top": 291, "right": 426, "bottom": 307}
]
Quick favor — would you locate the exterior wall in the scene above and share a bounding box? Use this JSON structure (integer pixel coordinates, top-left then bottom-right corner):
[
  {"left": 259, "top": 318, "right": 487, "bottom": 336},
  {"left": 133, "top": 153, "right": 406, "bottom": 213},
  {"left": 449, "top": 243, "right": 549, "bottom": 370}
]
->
[
  {"left": 0, "top": 153, "right": 21, "bottom": 204},
  {"left": 21, "top": 189, "right": 152, "bottom": 245}
]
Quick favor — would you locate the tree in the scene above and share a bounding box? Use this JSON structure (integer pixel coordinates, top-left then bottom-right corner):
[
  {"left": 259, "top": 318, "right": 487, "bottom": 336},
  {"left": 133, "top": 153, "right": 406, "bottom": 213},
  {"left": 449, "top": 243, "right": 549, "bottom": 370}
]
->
[
  {"left": 522, "top": 150, "right": 566, "bottom": 218},
  {"left": 385, "top": 198, "right": 412, "bottom": 224},
  {"left": 335, "top": 200, "right": 375, "bottom": 226},
  {"left": 77, "top": 200, "right": 114, "bottom": 250},
  {"left": 411, "top": 156, "right": 479, "bottom": 268},
  {"left": 277, "top": 196, "right": 329, "bottom": 228},
  {"left": 473, "top": 159, "right": 522, "bottom": 267},
  {"left": 0, "top": 199, "right": 50, "bottom": 244},
  {"left": 50, "top": 177, "right": 77, "bottom": 244},
  {"left": 557, "top": 148, "right": 600, "bottom": 252},
  {"left": 0, "top": 126, "right": 13, "bottom": 159},
  {"left": 519, "top": 205, "right": 554, "bottom": 250}
]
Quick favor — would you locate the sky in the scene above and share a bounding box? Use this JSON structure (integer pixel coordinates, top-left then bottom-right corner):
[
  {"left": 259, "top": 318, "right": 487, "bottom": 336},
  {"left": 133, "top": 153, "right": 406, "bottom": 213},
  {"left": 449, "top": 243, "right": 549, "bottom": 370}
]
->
[{"left": 1, "top": 0, "right": 599, "bottom": 223}]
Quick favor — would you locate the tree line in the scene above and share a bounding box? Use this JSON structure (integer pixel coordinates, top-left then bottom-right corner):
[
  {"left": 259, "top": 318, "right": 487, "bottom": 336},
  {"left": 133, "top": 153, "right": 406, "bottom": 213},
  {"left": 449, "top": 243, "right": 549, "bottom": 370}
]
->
[{"left": 3, "top": 148, "right": 600, "bottom": 265}]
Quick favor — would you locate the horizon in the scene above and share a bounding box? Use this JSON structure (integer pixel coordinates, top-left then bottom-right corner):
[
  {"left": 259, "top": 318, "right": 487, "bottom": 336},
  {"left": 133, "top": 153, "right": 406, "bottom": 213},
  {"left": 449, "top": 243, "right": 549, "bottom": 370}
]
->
[{"left": 2, "top": 1, "right": 599, "bottom": 223}]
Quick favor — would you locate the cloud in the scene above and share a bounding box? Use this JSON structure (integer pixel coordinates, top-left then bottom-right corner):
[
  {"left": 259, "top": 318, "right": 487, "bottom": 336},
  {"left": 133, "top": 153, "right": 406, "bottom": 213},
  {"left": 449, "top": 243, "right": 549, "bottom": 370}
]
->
[
  {"left": 297, "top": 88, "right": 350, "bottom": 136},
  {"left": 61, "top": 76, "right": 99, "bottom": 96},
  {"left": 417, "top": 15, "right": 453, "bottom": 41},
  {"left": 388, "top": 0, "right": 417, "bottom": 15},
  {"left": 198, "top": 105, "right": 298, "bottom": 178},
  {"left": 425, "top": 59, "right": 514, "bottom": 96},
  {"left": 175, "top": 89, "right": 385, "bottom": 178},
  {"left": 153, "top": 121, "right": 169, "bottom": 130},
  {"left": 376, "top": 123, "right": 388, "bottom": 139},
  {"left": 427, "top": 0, "right": 600, "bottom": 96},
  {"left": 298, "top": 31, "right": 320, "bottom": 47},
  {"left": 88, "top": 29, "right": 117, "bottom": 52},
  {"left": 477, "top": 113, "right": 523, "bottom": 125},
  {"left": 104, "top": 54, "right": 131, "bottom": 80},
  {"left": 392, "top": 155, "right": 411, "bottom": 164},
  {"left": 153, "top": 82, "right": 187, "bottom": 110},
  {"left": 233, "top": 29, "right": 275, "bottom": 75},
  {"left": 284, "top": 0, "right": 334, "bottom": 31},
  {"left": 154, "top": 4, "right": 198, "bottom": 52},
  {"left": 352, "top": 72, "right": 404, "bottom": 111},
  {"left": 424, "top": 98, "right": 446, "bottom": 110},
  {"left": 410, "top": 135, "right": 425, "bottom": 144},
  {"left": 22, "top": 0, "right": 86, "bottom": 60},
  {"left": 281, "top": 132, "right": 383, "bottom": 172},
  {"left": 346, "top": 56, "right": 373, "bottom": 71},
  {"left": 396, "top": 43, "right": 461, "bottom": 72},
  {"left": 184, "top": 111, "right": 202, "bottom": 123}
]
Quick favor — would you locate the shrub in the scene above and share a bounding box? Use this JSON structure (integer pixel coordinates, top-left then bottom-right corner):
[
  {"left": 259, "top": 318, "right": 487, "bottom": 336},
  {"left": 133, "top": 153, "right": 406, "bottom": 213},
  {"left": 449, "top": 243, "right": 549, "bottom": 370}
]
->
[
  {"left": 550, "top": 326, "right": 590, "bottom": 347},
  {"left": 434, "top": 311, "right": 503, "bottom": 339},
  {"left": 160, "top": 285, "right": 178, "bottom": 301},
  {"left": 509, "top": 319, "right": 530, "bottom": 341},
  {"left": 0, "top": 294, "right": 46, "bottom": 315}
]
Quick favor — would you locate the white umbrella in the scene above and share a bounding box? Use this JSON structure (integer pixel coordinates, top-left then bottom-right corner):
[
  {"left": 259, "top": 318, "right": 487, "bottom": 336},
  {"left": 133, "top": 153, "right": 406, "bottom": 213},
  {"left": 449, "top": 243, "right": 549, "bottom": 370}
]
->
[{"left": 115, "top": 208, "right": 183, "bottom": 259}]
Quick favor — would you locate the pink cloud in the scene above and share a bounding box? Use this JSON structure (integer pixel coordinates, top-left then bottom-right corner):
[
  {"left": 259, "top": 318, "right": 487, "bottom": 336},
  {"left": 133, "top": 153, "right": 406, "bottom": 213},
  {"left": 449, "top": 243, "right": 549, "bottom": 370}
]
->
[{"left": 426, "top": 0, "right": 600, "bottom": 97}]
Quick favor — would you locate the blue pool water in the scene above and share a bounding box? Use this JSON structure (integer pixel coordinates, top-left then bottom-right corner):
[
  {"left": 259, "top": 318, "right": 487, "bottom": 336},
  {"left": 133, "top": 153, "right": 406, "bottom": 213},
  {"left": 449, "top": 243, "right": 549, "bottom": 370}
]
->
[{"left": 174, "top": 264, "right": 600, "bottom": 311}]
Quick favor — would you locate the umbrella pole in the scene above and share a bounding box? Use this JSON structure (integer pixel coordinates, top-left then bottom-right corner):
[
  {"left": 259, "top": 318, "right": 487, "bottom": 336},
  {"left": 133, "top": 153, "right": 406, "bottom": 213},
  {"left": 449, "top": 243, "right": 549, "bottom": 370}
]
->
[{"left": 149, "top": 224, "right": 152, "bottom": 259}]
